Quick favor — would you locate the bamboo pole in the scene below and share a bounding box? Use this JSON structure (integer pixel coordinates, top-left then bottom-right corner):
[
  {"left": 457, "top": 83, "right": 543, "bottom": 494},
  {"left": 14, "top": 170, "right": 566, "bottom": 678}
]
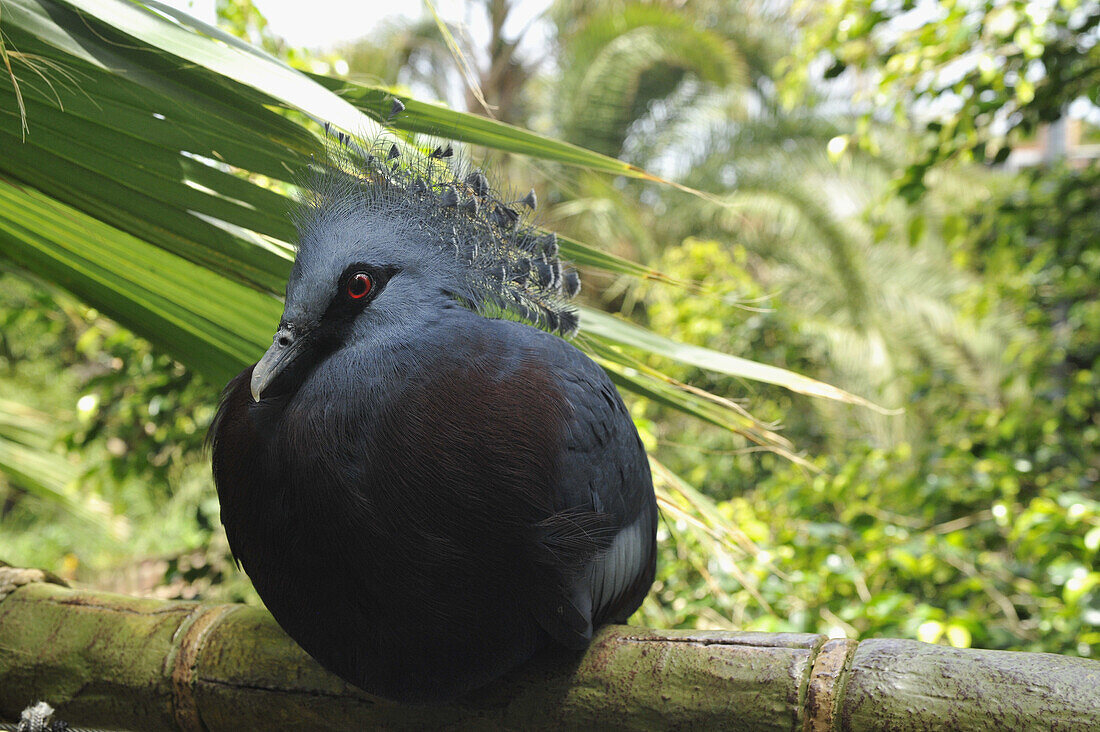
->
[{"left": 1, "top": 565, "right": 1098, "bottom": 731}]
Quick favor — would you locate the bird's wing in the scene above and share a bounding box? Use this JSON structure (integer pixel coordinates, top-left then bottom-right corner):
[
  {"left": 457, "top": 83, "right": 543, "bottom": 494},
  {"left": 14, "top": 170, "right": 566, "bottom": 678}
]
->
[{"left": 524, "top": 332, "right": 658, "bottom": 649}]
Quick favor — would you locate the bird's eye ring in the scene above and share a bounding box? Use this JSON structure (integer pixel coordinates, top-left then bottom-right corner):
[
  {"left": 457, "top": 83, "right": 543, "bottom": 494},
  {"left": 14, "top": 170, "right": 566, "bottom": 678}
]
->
[{"left": 346, "top": 272, "right": 373, "bottom": 300}]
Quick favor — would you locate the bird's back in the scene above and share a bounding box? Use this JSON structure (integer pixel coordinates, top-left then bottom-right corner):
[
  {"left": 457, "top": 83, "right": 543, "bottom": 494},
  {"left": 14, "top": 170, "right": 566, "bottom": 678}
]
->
[{"left": 211, "top": 308, "right": 656, "bottom": 703}]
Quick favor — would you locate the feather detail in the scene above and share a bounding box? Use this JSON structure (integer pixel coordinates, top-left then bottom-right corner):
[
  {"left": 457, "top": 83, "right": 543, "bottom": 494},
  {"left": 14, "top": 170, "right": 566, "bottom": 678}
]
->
[{"left": 296, "top": 114, "right": 580, "bottom": 337}]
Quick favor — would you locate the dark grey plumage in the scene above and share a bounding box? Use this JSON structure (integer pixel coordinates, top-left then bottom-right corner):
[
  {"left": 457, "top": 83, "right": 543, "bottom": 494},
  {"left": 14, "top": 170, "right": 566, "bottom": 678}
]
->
[{"left": 210, "top": 113, "right": 657, "bottom": 704}]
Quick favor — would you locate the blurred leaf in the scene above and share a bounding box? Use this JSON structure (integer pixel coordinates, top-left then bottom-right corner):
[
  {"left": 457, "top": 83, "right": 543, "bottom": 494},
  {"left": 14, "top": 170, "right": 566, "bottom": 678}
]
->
[{"left": 0, "top": 398, "right": 121, "bottom": 537}]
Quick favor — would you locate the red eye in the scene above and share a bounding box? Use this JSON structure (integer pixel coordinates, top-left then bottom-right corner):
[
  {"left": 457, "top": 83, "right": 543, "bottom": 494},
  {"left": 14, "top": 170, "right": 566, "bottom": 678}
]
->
[{"left": 346, "top": 272, "right": 373, "bottom": 300}]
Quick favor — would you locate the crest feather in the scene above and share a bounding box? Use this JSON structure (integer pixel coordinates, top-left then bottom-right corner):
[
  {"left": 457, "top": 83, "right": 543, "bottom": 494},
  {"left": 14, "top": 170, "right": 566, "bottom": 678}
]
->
[{"left": 298, "top": 108, "right": 581, "bottom": 337}]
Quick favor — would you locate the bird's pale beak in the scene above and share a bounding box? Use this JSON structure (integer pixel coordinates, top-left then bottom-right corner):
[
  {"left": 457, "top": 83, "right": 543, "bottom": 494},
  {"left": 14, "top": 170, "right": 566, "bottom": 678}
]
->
[{"left": 251, "top": 326, "right": 307, "bottom": 402}]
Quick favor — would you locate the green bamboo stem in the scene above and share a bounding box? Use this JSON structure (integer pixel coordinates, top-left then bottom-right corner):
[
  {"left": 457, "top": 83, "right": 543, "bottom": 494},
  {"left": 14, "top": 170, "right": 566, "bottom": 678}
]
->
[{"left": 0, "top": 566, "right": 1097, "bottom": 730}]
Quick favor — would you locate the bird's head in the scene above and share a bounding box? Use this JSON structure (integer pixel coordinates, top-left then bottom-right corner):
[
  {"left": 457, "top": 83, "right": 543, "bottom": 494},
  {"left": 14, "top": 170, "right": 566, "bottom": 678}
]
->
[{"left": 249, "top": 123, "right": 582, "bottom": 403}]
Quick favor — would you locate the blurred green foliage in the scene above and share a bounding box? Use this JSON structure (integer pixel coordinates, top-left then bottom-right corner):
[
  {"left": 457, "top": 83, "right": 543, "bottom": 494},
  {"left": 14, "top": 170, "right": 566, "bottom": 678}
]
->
[
  {"left": 787, "top": 0, "right": 1100, "bottom": 196},
  {"left": 0, "top": 273, "right": 251, "bottom": 601},
  {"left": 635, "top": 164, "right": 1099, "bottom": 656}
]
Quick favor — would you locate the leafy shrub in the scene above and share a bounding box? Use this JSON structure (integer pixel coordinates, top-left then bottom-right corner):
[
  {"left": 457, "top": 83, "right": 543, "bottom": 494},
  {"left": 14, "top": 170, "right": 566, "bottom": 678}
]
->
[{"left": 637, "top": 166, "right": 1099, "bottom": 656}]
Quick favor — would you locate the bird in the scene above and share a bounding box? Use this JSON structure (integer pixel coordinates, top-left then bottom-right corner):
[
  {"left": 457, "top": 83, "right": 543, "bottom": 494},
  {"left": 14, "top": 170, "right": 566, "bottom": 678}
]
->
[{"left": 209, "top": 113, "right": 657, "bottom": 705}]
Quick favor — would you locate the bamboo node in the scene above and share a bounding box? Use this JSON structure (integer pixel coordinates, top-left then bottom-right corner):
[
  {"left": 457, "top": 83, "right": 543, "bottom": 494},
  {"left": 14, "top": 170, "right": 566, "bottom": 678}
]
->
[
  {"left": 170, "top": 604, "right": 240, "bottom": 732},
  {"left": 804, "top": 638, "right": 858, "bottom": 732}
]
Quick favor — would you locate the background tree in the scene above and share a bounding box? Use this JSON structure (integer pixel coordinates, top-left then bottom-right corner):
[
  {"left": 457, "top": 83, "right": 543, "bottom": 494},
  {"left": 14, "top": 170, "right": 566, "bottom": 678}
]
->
[{"left": 786, "top": 0, "right": 1100, "bottom": 196}]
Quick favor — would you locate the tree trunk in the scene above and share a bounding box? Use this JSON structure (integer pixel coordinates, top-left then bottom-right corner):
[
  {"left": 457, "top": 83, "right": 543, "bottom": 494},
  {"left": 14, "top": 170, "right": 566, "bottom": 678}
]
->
[{"left": 0, "top": 565, "right": 1097, "bottom": 731}]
